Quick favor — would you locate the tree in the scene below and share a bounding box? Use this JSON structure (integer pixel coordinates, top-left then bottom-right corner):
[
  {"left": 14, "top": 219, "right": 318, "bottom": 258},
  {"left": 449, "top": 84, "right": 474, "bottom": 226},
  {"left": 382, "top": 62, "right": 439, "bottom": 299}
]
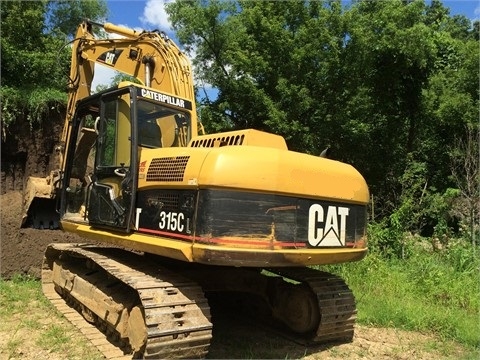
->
[
  {"left": 46, "top": 0, "right": 108, "bottom": 38},
  {"left": 166, "top": 0, "right": 479, "bottom": 239},
  {"left": 1, "top": 1, "right": 66, "bottom": 129},
  {"left": 450, "top": 126, "right": 480, "bottom": 246},
  {"left": 167, "top": 0, "right": 349, "bottom": 152},
  {"left": 0, "top": 0, "right": 107, "bottom": 132}
]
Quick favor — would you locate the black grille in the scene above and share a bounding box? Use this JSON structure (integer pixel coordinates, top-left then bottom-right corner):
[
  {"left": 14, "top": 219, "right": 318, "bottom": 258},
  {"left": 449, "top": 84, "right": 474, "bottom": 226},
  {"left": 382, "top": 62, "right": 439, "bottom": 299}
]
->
[
  {"left": 190, "top": 134, "right": 245, "bottom": 147},
  {"left": 146, "top": 156, "right": 189, "bottom": 182}
]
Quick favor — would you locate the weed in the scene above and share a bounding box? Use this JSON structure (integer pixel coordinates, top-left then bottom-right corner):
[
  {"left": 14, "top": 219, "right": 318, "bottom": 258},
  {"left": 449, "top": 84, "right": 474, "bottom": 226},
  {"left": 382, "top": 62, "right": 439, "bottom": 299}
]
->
[
  {"left": 37, "top": 324, "right": 71, "bottom": 348},
  {"left": 6, "top": 327, "right": 22, "bottom": 357},
  {"left": 324, "top": 242, "right": 480, "bottom": 349}
]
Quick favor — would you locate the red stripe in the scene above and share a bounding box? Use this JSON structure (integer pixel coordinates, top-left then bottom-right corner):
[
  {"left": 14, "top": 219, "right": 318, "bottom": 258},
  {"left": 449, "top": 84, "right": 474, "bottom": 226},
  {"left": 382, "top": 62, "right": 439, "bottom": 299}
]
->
[
  {"left": 138, "top": 227, "right": 194, "bottom": 241},
  {"left": 137, "top": 228, "right": 306, "bottom": 248}
]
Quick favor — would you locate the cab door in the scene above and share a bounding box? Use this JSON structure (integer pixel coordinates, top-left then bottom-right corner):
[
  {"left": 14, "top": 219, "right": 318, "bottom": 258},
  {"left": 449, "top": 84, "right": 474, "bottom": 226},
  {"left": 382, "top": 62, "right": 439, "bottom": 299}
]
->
[{"left": 87, "top": 88, "right": 138, "bottom": 232}]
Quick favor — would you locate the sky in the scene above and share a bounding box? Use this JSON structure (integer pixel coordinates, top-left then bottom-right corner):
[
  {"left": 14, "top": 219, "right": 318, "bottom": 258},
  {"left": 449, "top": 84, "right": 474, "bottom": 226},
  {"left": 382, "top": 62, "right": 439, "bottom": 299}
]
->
[{"left": 91, "top": 0, "right": 480, "bottom": 89}]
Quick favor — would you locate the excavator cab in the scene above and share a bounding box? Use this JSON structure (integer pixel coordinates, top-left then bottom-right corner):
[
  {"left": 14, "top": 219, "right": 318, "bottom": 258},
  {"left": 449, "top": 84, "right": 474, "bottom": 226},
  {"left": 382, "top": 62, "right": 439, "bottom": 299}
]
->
[{"left": 61, "top": 83, "right": 192, "bottom": 232}]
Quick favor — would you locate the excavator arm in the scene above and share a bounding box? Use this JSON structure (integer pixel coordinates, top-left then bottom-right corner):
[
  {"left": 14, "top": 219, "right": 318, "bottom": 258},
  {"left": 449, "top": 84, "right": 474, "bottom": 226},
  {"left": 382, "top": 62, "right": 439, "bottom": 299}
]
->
[
  {"left": 66, "top": 22, "right": 194, "bottom": 113},
  {"left": 22, "top": 20, "right": 198, "bottom": 228}
]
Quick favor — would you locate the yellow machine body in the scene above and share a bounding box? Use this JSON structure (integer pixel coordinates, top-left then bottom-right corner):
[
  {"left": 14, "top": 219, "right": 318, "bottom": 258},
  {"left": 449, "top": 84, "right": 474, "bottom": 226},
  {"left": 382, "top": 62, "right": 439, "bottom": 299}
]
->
[{"left": 25, "top": 20, "right": 370, "bottom": 358}]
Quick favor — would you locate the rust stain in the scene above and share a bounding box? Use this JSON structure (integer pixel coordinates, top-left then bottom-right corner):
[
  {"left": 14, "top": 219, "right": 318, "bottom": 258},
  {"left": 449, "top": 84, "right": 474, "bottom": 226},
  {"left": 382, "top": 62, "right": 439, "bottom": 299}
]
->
[{"left": 265, "top": 205, "right": 299, "bottom": 214}]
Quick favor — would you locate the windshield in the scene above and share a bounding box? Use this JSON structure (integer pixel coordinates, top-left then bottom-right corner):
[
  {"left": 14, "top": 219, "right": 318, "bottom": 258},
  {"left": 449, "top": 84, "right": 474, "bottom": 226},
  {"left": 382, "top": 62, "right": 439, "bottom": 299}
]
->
[{"left": 137, "top": 99, "right": 191, "bottom": 148}]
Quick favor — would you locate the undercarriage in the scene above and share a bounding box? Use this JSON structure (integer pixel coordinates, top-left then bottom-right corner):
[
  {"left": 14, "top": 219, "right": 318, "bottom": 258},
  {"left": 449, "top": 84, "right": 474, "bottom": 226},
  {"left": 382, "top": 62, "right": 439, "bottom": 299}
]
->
[{"left": 42, "top": 243, "right": 356, "bottom": 359}]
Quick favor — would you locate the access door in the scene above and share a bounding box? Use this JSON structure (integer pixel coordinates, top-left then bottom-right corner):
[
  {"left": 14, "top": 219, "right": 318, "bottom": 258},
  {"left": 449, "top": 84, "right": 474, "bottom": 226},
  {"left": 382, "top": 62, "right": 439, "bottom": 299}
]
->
[
  {"left": 60, "top": 87, "right": 138, "bottom": 233},
  {"left": 87, "top": 89, "right": 138, "bottom": 231}
]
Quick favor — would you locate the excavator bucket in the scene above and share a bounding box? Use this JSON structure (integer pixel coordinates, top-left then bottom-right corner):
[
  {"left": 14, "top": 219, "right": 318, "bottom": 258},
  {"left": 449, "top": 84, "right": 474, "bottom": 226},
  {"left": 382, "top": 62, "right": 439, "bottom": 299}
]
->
[{"left": 21, "top": 176, "right": 59, "bottom": 229}]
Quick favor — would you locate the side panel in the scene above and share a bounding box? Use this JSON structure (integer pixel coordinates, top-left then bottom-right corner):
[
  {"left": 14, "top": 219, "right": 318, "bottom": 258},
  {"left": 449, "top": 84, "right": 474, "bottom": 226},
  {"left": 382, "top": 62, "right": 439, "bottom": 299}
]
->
[
  {"left": 195, "top": 189, "right": 367, "bottom": 249},
  {"left": 132, "top": 188, "right": 366, "bottom": 249},
  {"left": 135, "top": 189, "right": 197, "bottom": 240}
]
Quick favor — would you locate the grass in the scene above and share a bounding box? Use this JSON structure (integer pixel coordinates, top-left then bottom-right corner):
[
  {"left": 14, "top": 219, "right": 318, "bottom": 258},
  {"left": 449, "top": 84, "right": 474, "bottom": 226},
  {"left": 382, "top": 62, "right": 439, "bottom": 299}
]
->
[
  {"left": 0, "top": 275, "right": 103, "bottom": 360},
  {"left": 0, "top": 274, "right": 45, "bottom": 312},
  {"left": 37, "top": 324, "right": 73, "bottom": 349},
  {"left": 323, "top": 239, "right": 480, "bottom": 353}
]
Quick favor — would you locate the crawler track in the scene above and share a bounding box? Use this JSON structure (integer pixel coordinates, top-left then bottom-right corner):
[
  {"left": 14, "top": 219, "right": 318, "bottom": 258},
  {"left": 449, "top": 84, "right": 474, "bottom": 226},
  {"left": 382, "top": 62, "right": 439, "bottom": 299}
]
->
[
  {"left": 42, "top": 243, "right": 212, "bottom": 359},
  {"left": 174, "top": 264, "right": 357, "bottom": 345},
  {"left": 268, "top": 267, "right": 356, "bottom": 344}
]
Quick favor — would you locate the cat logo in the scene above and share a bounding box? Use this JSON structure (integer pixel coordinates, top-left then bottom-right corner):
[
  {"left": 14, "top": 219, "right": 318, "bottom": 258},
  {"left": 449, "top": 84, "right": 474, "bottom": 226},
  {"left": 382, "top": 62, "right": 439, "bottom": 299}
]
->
[
  {"left": 97, "top": 49, "right": 123, "bottom": 66},
  {"left": 105, "top": 52, "right": 116, "bottom": 65},
  {"left": 308, "top": 204, "right": 350, "bottom": 246}
]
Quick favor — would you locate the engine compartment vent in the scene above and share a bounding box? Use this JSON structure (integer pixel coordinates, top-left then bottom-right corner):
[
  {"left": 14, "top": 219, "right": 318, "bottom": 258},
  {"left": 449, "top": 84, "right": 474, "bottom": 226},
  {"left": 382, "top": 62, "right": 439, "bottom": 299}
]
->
[
  {"left": 190, "top": 134, "right": 244, "bottom": 148},
  {"left": 189, "top": 129, "right": 287, "bottom": 149},
  {"left": 146, "top": 156, "right": 189, "bottom": 182}
]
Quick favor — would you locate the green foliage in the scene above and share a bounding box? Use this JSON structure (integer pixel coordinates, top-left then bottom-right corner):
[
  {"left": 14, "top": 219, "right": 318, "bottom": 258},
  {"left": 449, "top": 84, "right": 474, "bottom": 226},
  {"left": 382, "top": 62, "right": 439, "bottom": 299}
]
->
[
  {"left": 0, "top": 274, "right": 46, "bottom": 316},
  {"left": 448, "top": 125, "right": 480, "bottom": 246},
  {"left": 166, "top": 0, "right": 479, "bottom": 245},
  {"left": 0, "top": 276, "right": 104, "bottom": 359},
  {"left": 167, "top": 0, "right": 345, "bottom": 149},
  {"left": 0, "top": 0, "right": 107, "bottom": 131},
  {"left": 46, "top": 0, "right": 108, "bottom": 38},
  {"left": 37, "top": 324, "right": 72, "bottom": 348},
  {"left": 27, "top": 88, "right": 66, "bottom": 123},
  {"left": 1, "top": 1, "right": 66, "bottom": 89},
  {"left": 0, "top": 87, "right": 23, "bottom": 128},
  {"left": 325, "top": 241, "right": 480, "bottom": 348},
  {"left": 366, "top": 222, "right": 404, "bottom": 258},
  {"left": 1, "top": 86, "right": 66, "bottom": 129}
]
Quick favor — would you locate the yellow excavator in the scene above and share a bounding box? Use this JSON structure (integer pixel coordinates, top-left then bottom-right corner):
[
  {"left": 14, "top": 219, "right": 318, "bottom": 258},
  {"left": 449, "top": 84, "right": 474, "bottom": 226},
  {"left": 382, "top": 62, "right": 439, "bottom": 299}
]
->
[{"left": 22, "top": 20, "right": 369, "bottom": 359}]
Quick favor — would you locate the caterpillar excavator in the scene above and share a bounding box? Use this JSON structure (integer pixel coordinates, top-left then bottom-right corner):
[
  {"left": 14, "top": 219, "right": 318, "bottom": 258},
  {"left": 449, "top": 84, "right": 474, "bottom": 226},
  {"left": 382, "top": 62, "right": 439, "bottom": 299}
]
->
[{"left": 22, "top": 20, "right": 369, "bottom": 359}]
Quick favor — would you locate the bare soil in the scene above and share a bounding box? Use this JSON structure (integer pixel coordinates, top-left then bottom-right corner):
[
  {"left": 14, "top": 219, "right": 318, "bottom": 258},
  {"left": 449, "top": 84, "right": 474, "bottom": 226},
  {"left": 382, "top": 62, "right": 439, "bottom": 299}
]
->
[
  {"left": 1, "top": 110, "right": 79, "bottom": 278},
  {"left": 1, "top": 191, "right": 83, "bottom": 278}
]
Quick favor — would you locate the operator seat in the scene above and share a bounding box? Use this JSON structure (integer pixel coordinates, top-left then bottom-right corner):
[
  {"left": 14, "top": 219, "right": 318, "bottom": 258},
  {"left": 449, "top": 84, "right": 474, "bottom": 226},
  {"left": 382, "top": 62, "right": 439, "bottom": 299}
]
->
[{"left": 139, "top": 119, "right": 162, "bottom": 148}]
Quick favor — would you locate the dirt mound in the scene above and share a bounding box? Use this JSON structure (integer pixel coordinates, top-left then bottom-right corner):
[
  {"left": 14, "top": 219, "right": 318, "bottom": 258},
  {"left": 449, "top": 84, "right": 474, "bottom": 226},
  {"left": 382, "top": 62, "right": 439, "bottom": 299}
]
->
[
  {"left": 0, "top": 191, "right": 83, "bottom": 279},
  {"left": 0, "top": 110, "right": 82, "bottom": 279}
]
